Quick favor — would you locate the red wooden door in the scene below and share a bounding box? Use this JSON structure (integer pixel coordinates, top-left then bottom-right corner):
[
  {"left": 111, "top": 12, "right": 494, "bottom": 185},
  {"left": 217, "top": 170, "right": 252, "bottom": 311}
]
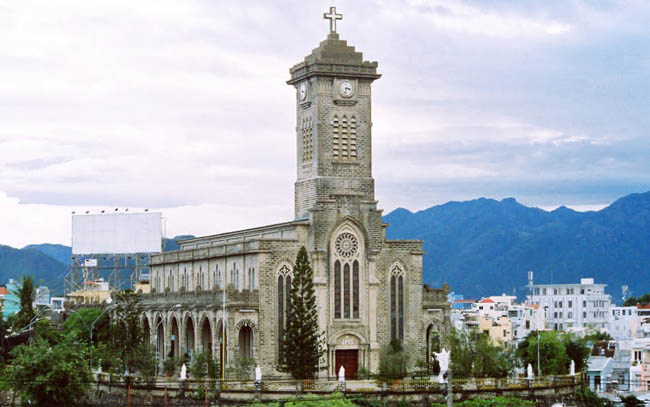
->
[{"left": 335, "top": 350, "right": 358, "bottom": 379}]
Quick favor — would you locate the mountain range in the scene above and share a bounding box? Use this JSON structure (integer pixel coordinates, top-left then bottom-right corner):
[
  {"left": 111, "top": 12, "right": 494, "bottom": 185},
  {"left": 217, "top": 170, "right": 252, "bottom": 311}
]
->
[
  {"left": 2, "top": 191, "right": 648, "bottom": 302},
  {"left": 384, "top": 191, "right": 650, "bottom": 302}
]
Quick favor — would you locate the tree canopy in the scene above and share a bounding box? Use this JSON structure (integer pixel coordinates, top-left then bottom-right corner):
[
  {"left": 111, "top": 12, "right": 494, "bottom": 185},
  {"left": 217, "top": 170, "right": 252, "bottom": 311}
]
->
[
  {"left": 11, "top": 275, "right": 39, "bottom": 331},
  {"left": 1, "top": 334, "right": 91, "bottom": 406},
  {"left": 447, "top": 329, "right": 515, "bottom": 378},
  {"left": 624, "top": 293, "right": 650, "bottom": 307},
  {"left": 516, "top": 331, "right": 589, "bottom": 376}
]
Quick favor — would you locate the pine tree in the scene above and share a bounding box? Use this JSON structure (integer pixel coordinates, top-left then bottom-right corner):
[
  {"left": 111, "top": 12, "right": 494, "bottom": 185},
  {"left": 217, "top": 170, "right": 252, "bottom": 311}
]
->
[{"left": 280, "top": 246, "right": 323, "bottom": 379}]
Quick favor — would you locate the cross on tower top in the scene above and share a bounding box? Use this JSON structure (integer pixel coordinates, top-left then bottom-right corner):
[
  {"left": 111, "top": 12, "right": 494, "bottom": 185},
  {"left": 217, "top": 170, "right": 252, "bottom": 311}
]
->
[{"left": 323, "top": 6, "right": 343, "bottom": 33}]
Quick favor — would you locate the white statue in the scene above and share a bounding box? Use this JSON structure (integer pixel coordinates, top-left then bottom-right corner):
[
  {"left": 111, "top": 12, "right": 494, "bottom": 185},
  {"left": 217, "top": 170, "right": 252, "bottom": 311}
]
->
[
  {"left": 338, "top": 365, "right": 345, "bottom": 382},
  {"left": 527, "top": 363, "right": 534, "bottom": 380},
  {"left": 433, "top": 348, "right": 450, "bottom": 384},
  {"left": 570, "top": 360, "right": 575, "bottom": 376},
  {"left": 180, "top": 363, "right": 187, "bottom": 381},
  {"left": 255, "top": 365, "right": 262, "bottom": 382}
]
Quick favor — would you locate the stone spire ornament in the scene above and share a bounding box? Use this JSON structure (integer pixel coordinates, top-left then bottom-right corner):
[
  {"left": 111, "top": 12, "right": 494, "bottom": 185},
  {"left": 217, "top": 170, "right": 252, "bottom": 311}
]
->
[{"left": 323, "top": 6, "right": 343, "bottom": 33}]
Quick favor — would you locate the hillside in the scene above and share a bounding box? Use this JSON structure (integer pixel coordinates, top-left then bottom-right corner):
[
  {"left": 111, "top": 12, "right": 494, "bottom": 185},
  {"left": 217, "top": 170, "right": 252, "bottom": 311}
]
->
[
  {"left": 23, "top": 243, "right": 71, "bottom": 266},
  {"left": 0, "top": 245, "right": 67, "bottom": 293},
  {"left": 384, "top": 191, "right": 650, "bottom": 302},
  {"left": 3, "top": 191, "right": 650, "bottom": 303},
  {"left": 1, "top": 236, "right": 194, "bottom": 295}
]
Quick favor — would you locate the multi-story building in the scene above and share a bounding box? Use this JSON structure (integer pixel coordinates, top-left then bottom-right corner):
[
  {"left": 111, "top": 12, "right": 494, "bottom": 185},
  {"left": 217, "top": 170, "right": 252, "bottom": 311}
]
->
[
  {"left": 478, "top": 315, "right": 513, "bottom": 345},
  {"left": 608, "top": 306, "right": 639, "bottom": 340},
  {"left": 508, "top": 303, "right": 545, "bottom": 343},
  {"left": 527, "top": 278, "right": 612, "bottom": 331}
]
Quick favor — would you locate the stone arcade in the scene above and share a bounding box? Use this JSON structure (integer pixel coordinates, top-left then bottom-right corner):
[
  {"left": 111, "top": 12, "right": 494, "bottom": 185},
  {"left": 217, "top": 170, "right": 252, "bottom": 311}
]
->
[{"left": 141, "top": 8, "right": 450, "bottom": 379}]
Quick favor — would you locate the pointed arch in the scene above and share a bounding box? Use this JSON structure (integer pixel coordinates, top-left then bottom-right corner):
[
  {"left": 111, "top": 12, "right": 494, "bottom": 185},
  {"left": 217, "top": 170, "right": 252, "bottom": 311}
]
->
[{"left": 389, "top": 261, "right": 406, "bottom": 342}]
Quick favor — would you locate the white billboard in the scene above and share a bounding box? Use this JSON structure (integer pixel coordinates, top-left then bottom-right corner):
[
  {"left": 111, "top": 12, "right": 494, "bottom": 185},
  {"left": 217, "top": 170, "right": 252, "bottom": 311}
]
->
[{"left": 72, "top": 212, "right": 162, "bottom": 255}]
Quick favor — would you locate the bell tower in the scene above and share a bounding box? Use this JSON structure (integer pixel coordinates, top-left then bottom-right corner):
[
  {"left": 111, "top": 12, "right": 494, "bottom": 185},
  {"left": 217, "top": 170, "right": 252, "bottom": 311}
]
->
[{"left": 287, "top": 7, "right": 381, "bottom": 219}]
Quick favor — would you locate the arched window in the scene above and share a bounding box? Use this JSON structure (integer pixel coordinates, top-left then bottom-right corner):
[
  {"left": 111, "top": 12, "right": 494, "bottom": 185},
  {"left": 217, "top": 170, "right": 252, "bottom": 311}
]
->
[
  {"left": 168, "top": 272, "right": 173, "bottom": 292},
  {"left": 277, "top": 264, "right": 292, "bottom": 358},
  {"left": 332, "top": 230, "right": 362, "bottom": 320},
  {"left": 390, "top": 264, "right": 405, "bottom": 342},
  {"left": 353, "top": 260, "right": 359, "bottom": 319},
  {"left": 248, "top": 267, "right": 255, "bottom": 291},
  {"left": 334, "top": 261, "right": 341, "bottom": 319}
]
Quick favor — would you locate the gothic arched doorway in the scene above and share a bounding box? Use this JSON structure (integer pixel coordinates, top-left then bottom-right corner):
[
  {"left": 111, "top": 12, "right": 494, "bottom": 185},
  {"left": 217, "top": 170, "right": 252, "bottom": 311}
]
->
[
  {"left": 239, "top": 326, "right": 253, "bottom": 360},
  {"left": 155, "top": 316, "right": 164, "bottom": 360},
  {"left": 426, "top": 324, "right": 441, "bottom": 374},
  {"left": 201, "top": 317, "right": 212, "bottom": 355},
  {"left": 185, "top": 316, "right": 195, "bottom": 360},
  {"left": 170, "top": 317, "right": 180, "bottom": 358}
]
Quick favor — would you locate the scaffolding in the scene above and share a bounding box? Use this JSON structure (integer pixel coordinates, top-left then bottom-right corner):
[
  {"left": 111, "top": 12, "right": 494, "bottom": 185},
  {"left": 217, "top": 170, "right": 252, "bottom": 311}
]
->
[{"left": 64, "top": 252, "right": 152, "bottom": 297}]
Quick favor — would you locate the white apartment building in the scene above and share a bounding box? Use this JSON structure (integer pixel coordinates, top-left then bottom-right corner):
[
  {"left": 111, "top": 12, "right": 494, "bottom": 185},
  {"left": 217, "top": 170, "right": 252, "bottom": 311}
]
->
[
  {"left": 508, "top": 303, "right": 545, "bottom": 343},
  {"left": 608, "top": 306, "right": 639, "bottom": 340},
  {"left": 527, "top": 278, "right": 612, "bottom": 331}
]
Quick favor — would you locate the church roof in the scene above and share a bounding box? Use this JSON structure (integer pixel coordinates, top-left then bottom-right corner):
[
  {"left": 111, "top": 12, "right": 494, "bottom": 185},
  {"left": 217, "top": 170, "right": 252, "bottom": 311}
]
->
[
  {"left": 304, "top": 33, "right": 365, "bottom": 65},
  {"left": 287, "top": 33, "right": 380, "bottom": 85}
]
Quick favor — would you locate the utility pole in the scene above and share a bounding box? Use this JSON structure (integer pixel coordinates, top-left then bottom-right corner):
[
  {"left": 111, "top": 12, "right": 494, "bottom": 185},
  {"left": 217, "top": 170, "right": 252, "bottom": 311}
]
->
[{"left": 529, "top": 271, "right": 541, "bottom": 377}]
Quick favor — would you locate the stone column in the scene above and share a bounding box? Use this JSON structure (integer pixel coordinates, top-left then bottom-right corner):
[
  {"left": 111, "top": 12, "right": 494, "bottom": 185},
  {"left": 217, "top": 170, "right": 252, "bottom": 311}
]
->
[
  {"left": 193, "top": 310, "right": 201, "bottom": 357},
  {"left": 179, "top": 312, "right": 186, "bottom": 357}
]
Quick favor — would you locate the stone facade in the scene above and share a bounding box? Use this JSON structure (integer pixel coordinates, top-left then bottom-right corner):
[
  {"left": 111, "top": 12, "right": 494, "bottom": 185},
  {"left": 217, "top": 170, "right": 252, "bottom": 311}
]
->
[{"left": 141, "top": 22, "right": 450, "bottom": 379}]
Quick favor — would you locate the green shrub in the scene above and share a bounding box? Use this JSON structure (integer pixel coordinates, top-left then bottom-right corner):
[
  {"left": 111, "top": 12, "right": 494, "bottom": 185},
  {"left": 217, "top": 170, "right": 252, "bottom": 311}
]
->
[
  {"left": 163, "top": 356, "right": 177, "bottom": 377},
  {"left": 226, "top": 356, "right": 255, "bottom": 380},
  {"left": 378, "top": 340, "right": 409, "bottom": 380},
  {"left": 620, "top": 394, "right": 644, "bottom": 407},
  {"left": 284, "top": 392, "right": 358, "bottom": 407},
  {"left": 575, "top": 387, "right": 614, "bottom": 407},
  {"left": 432, "top": 396, "right": 534, "bottom": 407},
  {"left": 357, "top": 367, "right": 372, "bottom": 380},
  {"left": 190, "top": 352, "right": 208, "bottom": 379}
]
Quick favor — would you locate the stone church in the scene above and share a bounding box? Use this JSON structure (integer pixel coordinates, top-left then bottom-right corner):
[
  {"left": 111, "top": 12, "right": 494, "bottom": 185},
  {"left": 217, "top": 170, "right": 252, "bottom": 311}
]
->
[{"left": 142, "top": 9, "right": 450, "bottom": 379}]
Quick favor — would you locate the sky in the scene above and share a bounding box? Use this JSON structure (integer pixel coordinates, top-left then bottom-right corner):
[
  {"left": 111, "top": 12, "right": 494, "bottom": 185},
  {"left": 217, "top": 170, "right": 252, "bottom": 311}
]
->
[{"left": 1, "top": 0, "right": 649, "bottom": 248}]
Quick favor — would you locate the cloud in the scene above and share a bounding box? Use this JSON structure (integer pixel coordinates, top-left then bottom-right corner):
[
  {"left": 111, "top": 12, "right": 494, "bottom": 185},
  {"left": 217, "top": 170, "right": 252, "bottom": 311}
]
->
[{"left": 0, "top": 0, "right": 649, "bottom": 247}]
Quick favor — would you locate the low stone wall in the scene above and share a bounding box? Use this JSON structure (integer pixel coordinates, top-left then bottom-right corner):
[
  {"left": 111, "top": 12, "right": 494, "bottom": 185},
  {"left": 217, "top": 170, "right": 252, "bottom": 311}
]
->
[{"left": 87, "top": 374, "right": 585, "bottom": 406}]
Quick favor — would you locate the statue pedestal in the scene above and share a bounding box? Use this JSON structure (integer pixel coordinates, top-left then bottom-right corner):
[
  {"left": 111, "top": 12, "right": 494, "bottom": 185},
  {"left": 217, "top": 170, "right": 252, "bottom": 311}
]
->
[{"left": 338, "top": 381, "right": 346, "bottom": 392}]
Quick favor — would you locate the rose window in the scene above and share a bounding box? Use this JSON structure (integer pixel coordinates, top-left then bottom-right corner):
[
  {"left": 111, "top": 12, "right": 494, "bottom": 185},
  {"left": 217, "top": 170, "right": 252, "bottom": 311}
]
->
[{"left": 335, "top": 233, "right": 358, "bottom": 258}]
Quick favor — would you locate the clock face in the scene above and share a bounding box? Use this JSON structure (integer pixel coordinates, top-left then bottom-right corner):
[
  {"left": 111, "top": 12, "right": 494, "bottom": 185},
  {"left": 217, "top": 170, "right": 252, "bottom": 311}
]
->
[
  {"left": 299, "top": 82, "right": 307, "bottom": 101},
  {"left": 339, "top": 80, "right": 354, "bottom": 98}
]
